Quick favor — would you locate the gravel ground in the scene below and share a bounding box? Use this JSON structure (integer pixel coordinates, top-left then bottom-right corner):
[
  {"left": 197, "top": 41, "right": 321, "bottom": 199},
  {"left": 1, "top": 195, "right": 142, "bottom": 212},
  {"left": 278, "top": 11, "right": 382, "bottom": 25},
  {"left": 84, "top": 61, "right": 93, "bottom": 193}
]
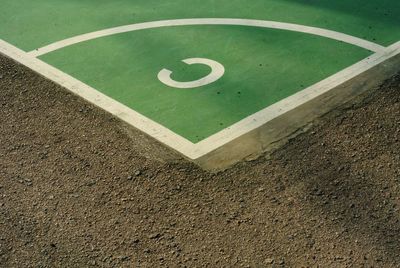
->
[{"left": 0, "top": 54, "right": 399, "bottom": 267}]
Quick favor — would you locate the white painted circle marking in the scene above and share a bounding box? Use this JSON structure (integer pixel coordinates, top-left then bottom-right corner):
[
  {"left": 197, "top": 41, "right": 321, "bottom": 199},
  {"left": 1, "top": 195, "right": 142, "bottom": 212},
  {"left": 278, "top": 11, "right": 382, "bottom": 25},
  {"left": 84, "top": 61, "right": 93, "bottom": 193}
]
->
[{"left": 157, "top": 58, "right": 225, "bottom": 89}]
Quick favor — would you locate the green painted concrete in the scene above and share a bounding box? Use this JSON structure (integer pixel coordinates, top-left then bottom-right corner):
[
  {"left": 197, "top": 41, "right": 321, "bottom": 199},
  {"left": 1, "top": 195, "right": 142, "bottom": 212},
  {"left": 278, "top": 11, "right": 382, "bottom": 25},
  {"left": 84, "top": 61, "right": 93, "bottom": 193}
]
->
[
  {"left": 1, "top": 0, "right": 400, "bottom": 51},
  {"left": 40, "top": 26, "right": 370, "bottom": 142},
  {"left": 1, "top": 1, "right": 399, "bottom": 142}
]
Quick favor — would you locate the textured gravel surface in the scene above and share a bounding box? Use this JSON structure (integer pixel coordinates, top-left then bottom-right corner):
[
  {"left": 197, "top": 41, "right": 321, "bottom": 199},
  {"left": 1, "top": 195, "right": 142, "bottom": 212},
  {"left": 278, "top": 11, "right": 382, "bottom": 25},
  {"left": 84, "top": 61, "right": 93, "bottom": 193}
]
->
[{"left": 0, "top": 54, "right": 400, "bottom": 267}]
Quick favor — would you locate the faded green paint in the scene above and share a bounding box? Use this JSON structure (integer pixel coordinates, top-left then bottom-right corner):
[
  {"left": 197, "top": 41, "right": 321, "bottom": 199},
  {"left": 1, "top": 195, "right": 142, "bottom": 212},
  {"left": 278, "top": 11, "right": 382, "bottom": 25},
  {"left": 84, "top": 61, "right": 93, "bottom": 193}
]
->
[
  {"left": 1, "top": 1, "right": 398, "bottom": 142},
  {"left": 1, "top": 0, "right": 400, "bottom": 51},
  {"left": 40, "top": 26, "right": 370, "bottom": 142}
]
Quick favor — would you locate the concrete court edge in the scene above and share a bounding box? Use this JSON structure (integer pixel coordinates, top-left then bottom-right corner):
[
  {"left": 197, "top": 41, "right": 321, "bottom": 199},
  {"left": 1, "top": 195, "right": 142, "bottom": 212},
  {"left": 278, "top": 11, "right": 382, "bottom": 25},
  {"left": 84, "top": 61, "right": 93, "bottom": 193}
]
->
[
  {"left": 0, "top": 36, "right": 399, "bottom": 170},
  {"left": 195, "top": 53, "right": 400, "bottom": 170}
]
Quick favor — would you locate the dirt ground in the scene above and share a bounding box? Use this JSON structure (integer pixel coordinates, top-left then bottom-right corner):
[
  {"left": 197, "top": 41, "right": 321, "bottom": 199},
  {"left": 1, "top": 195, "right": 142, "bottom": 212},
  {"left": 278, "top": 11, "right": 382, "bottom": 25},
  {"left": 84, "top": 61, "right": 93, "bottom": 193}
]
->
[{"left": 0, "top": 54, "right": 399, "bottom": 267}]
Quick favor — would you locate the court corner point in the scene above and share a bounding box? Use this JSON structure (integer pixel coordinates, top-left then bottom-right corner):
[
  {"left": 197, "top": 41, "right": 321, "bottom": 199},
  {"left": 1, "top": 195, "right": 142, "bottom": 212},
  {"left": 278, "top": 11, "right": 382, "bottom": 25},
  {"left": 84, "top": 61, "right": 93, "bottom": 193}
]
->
[{"left": 192, "top": 43, "right": 400, "bottom": 171}]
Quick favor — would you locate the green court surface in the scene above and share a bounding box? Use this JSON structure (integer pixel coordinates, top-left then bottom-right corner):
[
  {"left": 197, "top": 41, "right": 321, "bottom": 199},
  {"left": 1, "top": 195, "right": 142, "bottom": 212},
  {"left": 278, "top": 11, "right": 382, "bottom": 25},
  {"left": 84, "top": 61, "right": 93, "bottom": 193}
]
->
[
  {"left": 1, "top": 1, "right": 400, "bottom": 165},
  {"left": 39, "top": 27, "right": 370, "bottom": 142}
]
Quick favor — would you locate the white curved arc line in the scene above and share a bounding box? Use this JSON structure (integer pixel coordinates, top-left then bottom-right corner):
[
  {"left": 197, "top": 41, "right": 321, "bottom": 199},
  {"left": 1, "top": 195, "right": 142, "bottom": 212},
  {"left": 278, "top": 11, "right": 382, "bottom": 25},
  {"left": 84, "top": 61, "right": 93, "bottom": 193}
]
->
[
  {"left": 157, "top": 58, "right": 225, "bottom": 89},
  {"left": 28, "top": 18, "right": 385, "bottom": 57}
]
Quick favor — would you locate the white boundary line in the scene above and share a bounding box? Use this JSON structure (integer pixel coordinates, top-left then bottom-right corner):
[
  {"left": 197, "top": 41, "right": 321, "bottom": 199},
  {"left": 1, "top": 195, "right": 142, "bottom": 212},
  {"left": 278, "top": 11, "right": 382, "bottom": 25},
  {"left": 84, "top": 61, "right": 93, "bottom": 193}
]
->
[
  {"left": 0, "top": 39, "right": 197, "bottom": 157},
  {"left": 29, "top": 18, "right": 385, "bottom": 57},
  {"left": 196, "top": 41, "right": 400, "bottom": 154},
  {"left": 0, "top": 19, "right": 399, "bottom": 160}
]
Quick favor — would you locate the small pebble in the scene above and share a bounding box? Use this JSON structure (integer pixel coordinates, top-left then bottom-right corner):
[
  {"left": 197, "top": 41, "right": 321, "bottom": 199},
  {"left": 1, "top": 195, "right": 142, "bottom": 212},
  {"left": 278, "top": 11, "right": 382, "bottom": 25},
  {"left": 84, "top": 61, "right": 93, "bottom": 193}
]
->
[
  {"left": 149, "top": 233, "right": 161, "bottom": 239},
  {"left": 265, "top": 258, "right": 274, "bottom": 264}
]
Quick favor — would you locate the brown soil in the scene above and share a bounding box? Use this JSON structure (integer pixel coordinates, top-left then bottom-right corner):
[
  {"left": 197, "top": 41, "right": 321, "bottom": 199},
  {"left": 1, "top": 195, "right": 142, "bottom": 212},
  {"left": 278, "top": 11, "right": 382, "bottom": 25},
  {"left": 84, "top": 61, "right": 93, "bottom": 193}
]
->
[{"left": 0, "top": 54, "right": 400, "bottom": 267}]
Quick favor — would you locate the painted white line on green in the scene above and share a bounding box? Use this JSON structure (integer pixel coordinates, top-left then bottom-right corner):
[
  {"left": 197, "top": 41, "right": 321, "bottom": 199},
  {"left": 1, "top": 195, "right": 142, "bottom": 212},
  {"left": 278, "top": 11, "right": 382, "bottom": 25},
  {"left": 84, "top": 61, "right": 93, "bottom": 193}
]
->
[
  {"left": 195, "top": 41, "right": 400, "bottom": 155},
  {"left": 158, "top": 58, "right": 225, "bottom": 89},
  {"left": 1, "top": 41, "right": 399, "bottom": 161},
  {"left": 0, "top": 39, "right": 196, "bottom": 157},
  {"left": 28, "top": 18, "right": 385, "bottom": 57}
]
